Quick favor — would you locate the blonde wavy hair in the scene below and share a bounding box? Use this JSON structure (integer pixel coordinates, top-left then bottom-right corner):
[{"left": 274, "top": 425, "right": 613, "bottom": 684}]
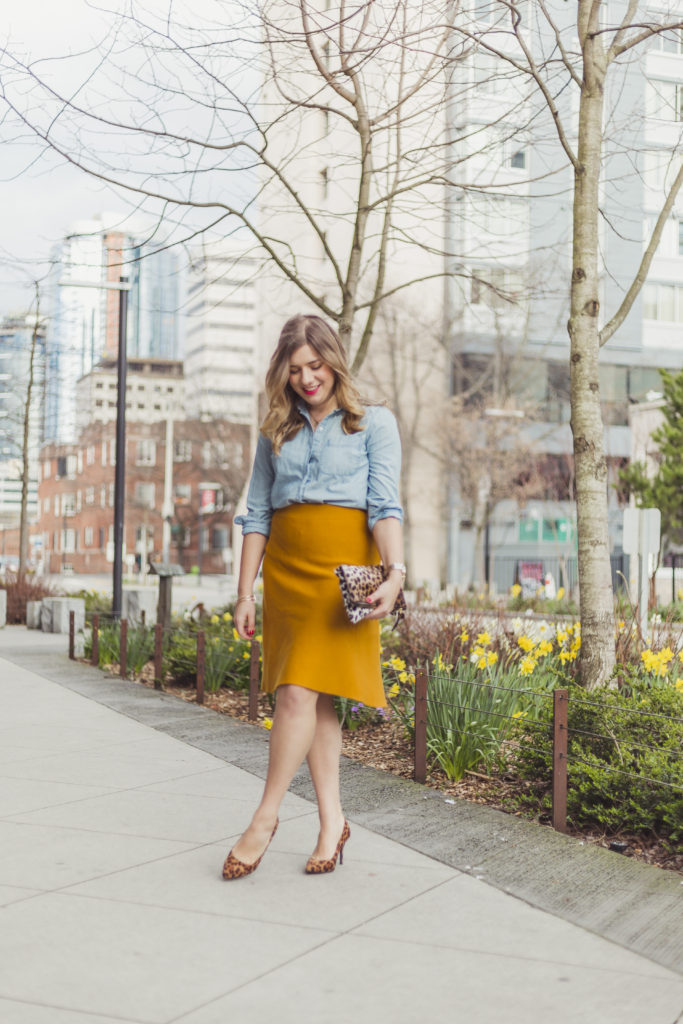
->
[{"left": 261, "top": 314, "right": 366, "bottom": 454}]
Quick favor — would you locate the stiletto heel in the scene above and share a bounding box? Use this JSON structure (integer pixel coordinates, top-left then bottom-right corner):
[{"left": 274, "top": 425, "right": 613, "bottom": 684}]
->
[
  {"left": 222, "top": 819, "right": 278, "bottom": 880},
  {"left": 305, "top": 820, "right": 350, "bottom": 874}
]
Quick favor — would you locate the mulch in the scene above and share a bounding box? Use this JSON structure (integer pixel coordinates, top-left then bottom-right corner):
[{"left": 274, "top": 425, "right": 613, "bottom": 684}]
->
[{"left": 110, "top": 663, "right": 683, "bottom": 875}]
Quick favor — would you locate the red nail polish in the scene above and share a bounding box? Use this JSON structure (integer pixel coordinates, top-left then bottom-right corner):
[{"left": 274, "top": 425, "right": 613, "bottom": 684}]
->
[
  {"left": 366, "top": 598, "right": 373, "bottom": 603},
  {"left": 248, "top": 629, "right": 255, "bottom": 636}
]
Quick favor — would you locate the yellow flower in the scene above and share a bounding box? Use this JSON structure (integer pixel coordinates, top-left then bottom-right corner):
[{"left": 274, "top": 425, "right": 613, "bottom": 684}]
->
[
  {"left": 556, "top": 629, "right": 568, "bottom": 645},
  {"left": 232, "top": 628, "right": 240, "bottom": 642},
  {"left": 263, "top": 717, "right": 273, "bottom": 730},
  {"left": 519, "top": 656, "right": 536, "bottom": 676},
  {"left": 255, "top": 634, "right": 263, "bottom": 643},
  {"left": 476, "top": 656, "right": 487, "bottom": 670},
  {"left": 537, "top": 640, "right": 553, "bottom": 658},
  {"left": 676, "top": 678, "right": 683, "bottom": 691},
  {"left": 512, "top": 709, "right": 528, "bottom": 719},
  {"left": 223, "top": 611, "right": 232, "bottom": 622},
  {"left": 398, "top": 671, "right": 409, "bottom": 684},
  {"left": 510, "top": 583, "right": 521, "bottom": 598},
  {"left": 243, "top": 651, "right": 250, "bottom": 660},
  {"left": 487, "top": 650, "right": 498, "bottom": 666},
  {"left": 210, "top": 614, "right": 219, "bottom": 624},
  {"left": 460, "top": 630, "right": 469, "bottom": 643},
  {"left": 617, "top": 620, "right": 625, "bottom": 632},
  {"left": 556, "top": 587, "right": 565, "bottom": 601},
  {"left": 228, "top": 645, "right": 233, "bottom": 652},
  {"left": 388, "top": 683, "right": 400, "bottom": 698},
  {"left": 389, "top": 656, "right": 406, "bottom": 671},
  {"left": 476, "top": 631, "right": 491, "bottom": 647},
  {"left": 518, "top": 635, "right": 534, "bottom": 653}
]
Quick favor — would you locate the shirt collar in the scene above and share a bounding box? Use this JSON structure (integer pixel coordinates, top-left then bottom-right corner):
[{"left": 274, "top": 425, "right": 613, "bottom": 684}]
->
[{"left": 297, "top": 402, "right": 343, "bottom": 426}]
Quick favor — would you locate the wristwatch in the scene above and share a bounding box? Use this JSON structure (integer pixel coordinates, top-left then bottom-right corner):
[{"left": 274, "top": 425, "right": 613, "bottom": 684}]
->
[{"left": 386, "top": 562, "right": 407, "bottom": 581}]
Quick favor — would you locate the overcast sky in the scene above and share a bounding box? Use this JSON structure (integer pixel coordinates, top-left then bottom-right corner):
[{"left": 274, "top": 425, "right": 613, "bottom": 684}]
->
[{"left": 0, "top": 2, "right": 122, "bottom": 314}]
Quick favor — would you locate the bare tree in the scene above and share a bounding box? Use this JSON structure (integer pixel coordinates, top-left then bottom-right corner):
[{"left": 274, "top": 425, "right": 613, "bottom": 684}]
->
[
  {"left": 0, "top": 0, "right": 495, "bottom": 368},
  {"left": 448, "top": 1, "right": 683, "bottom": 685}
]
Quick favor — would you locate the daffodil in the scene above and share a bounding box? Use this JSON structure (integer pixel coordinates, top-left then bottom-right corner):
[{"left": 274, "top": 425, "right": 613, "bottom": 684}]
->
[
  {"left": 388, "top": 683, "right": 400, "bottom": 698},
  {"left": 519, "top": 656, "right": 536, "bottom": 676},
  {"left": 476, "top": 631, "right": 491, "bottom": 647},
  {"left": 210, "top": 614, "right": 220, "bottom": 624},
  {"left": 487, "top": 650, "right": 498, "bottom": 666},
  {"left": 518, "top": 634, "right": 534, "bottom": 653},
  {"left": 556, "top": 587, "right": 565, "bottom": 601},
  {"left": 510, "top": 583, "right": 521, "bottom": 598},
  {"left": 676, "top": 678, "right": 683, "bottom": 691},
  {"left": 263, "top": 717, "right": 273, "bottom": 730},
  {"left": 460, "top": 629, "right": 469, "bottom": 643},
  {"left": 223, "top": 611, "right": 232, "bottom": 622}
]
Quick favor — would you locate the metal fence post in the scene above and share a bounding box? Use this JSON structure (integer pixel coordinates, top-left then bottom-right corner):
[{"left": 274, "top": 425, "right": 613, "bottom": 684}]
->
[
  {"left": 91, "top": 614, "right": 100, "bottom": 667},
  {"left": 249, "top": 640, "right": 261, "bottom": 722},
  {"left": 414, "top": 666, "right": 428, "bottom": 784},
  {"left": 69, "top": 610, "right": 75, "bottom": 660},
  {"left": 196, "top": 630, "right": 205, "bottom": 705},
  {"left": 552, "top": 688, "right": 568, "bottom": 833},
  {"left": 154, "top": 623, "right": 163, "bottom": 690},
  {"left": 120, "top": 618, "right": 128, "bottom": 678}
]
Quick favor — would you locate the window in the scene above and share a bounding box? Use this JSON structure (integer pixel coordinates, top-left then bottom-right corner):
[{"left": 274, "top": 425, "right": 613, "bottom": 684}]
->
[
  {"left": 86, "top": 445, "right": 95, "bottom": 465},
  {"left": 62, "top": 494, "right": 76, "bottom": 517},
  {"left": 85, "top": 487, "right": 95, "bottom": 505},
  {"left": 84, "top": 526, "right": 93, "bottom": 547},
  {"left": 643, "top": 282, "right": 683, "bottom": 321},
  {"left": 174, "top": 440, "right": 192, "bottom": 462},
  {"left": 136, "top": 439, "right": 156, "bottom": 466},
  {"left": 100, "top": 485, "right": 107, "bottom": 509},
  {"left": 212, "top": 526, "right": 229, "bottom": 550},
  {"left": 98, "top": 526, "right": 105, "bottom": 549},
  {"left": 110, "top": 442, "right": 116, "bottom": 466},
  {"left": 109, "top": 483, "right": 115, "bottom": 508},
  {"left": 76, "top": 490, "right": 82, "bottom": 512},
  {"left": 134, "top": 482, "right": 155, "bottom": 508},
  {"left": 647, "top": 80, "right": 683, "bottom": 121},
  {"left": 101, "top": 442, "right": 107, "bottom": 466},
  {"left": 510, "top": 149, "right": 526, "bottom": 169},
  {"left": 541, "top": 518, "right": 574, "bottom": 543},
  {"left": 62, "top": 529, "right": 76, "bottom": 554},
  {"left": 174, "top": 483, "right": 191, "bottom": 503},
  {"left": 43, "top": 497, "right": 49, "bottom": 514},
  {"left": 66, "top": 455, "right": 77, "bottom": 478},
  {"left": 473, "top": 52, "right": 509, "bottom": 94},
  {"left": 77, "top": 451, "right": 83, "bottom": 475},
  {"left": 54, "top": 495, "right": 60, "bottom": 516},
  {"left": 43, "top": 460, "right": 51, "bottom": 479},
  {"left": 650, "top": 29, "right": 683, "bottom": 54},
  {"left": 470, "top": 267, "right": 525, "bottom": 309}
]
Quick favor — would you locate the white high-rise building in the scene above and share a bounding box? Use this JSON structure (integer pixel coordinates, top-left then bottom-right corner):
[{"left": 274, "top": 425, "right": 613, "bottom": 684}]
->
[
  {"left": 184, "top": 245, "right": 258, "bottom": 423},
  {"left": 0, "top": 316, "right": 44, "bottom": 526}
]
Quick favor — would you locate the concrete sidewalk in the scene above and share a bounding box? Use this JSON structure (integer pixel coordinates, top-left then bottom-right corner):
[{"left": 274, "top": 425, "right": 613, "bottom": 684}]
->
[{"left": 0, "top": 626, "right": 681, "bottom": 1024}]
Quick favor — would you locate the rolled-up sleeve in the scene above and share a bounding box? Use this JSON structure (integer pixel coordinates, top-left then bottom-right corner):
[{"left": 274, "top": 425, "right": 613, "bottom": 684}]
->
[
  {"left": 365, "top": 406, "right": 403, "bottom": 530},
  {"left": 234, "top": 433, "right": 275, "bottom": 536}
]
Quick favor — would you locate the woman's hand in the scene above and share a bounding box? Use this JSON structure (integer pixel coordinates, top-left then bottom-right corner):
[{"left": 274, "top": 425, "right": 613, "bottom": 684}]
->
[
  {"left": 234, "top": 598, "right": 256, "bottom": 640},
  {"left": 364, "top": 574, "right": 403, "bottom": 620}
]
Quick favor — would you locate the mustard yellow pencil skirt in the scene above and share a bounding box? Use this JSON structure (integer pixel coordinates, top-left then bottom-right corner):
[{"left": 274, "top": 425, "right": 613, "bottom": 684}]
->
[{"left": 261, "top": 504, "right": 386, "bottom": 708}]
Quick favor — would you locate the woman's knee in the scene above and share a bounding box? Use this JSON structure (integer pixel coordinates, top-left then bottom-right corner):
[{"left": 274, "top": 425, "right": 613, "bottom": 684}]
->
[{"left": 275, "top": 684, "right": 319, "bottom": 716}]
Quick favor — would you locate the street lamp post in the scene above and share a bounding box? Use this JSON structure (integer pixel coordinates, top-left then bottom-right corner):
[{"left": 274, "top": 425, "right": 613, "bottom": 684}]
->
[{"left": 58, "top": 276, "right": 130, "bottom": 617}]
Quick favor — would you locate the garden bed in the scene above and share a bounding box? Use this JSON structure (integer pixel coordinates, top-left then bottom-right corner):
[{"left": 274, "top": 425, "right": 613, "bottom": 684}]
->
[{"left": 124, "top": 662, "right": 683, "bottom": 875}]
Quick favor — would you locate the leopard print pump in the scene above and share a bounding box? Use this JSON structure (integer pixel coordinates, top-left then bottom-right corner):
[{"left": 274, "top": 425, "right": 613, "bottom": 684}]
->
[
  {"left": 305, "top": 820, "right": 351, "bottom": 874},
  {"left": 222, "top": 819, "right": 278, "bottom": 880}
]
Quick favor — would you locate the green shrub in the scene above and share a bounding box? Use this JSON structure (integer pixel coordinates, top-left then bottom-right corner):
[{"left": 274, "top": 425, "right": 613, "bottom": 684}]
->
[
  {"left": 513, "top": 684, "right": 683, "bottom": 843},
  {"left": 163, "top": 620, "right": 255, "bottom": 691},
  {"left": 69, "top": 589, "right": 113, "bottom": 617}
]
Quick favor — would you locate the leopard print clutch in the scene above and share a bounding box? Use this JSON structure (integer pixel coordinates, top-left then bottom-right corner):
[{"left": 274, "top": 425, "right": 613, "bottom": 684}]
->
[{"left": 334, "top": 563, "right": 406, "bottom": 627}]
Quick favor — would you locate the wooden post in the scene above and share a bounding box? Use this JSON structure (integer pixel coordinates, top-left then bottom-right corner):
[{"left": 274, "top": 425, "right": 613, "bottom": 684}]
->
[
  {"left": 414, "top": 666, "right": 428, "bottom": 784},
  {"left": 196, "top": 630, "right": 205, "bottom": 705},
  {"left": 249, "top": 640, "right": 261, "bottom": 722},
  {"left": 68, "top": 610, "right": 75, "bottom": 660},
  {"left": 154, "top": 623, "right": 163, "bottom": 690},
  {"left": 157, "top": 576, "right": 172, "bottom": 633},
  {"left": 140, "top": 608, "right": 146, "bottom": 628},
  {"left": 552, "top": 688, "right": 569, "bottom": 833},
  {"left": 120, "top": 618, "right": 128, "bottom": 678},
  {"left": 91, "top": 614, "right": 100, "bottom": 667}
]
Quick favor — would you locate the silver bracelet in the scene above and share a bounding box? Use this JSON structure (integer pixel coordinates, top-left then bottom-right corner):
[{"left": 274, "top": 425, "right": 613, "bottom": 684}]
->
[{"left": 235, "top": 594, "right": 256, "bottom": 606}]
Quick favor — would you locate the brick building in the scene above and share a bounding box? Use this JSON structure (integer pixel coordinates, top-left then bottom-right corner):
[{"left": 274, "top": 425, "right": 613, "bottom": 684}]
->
[{"left": 37, "top": 418, "right": 250, "bottom": 575}]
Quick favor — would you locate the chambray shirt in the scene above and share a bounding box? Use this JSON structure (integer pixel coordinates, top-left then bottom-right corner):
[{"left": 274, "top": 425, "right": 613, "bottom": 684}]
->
[{"left": 235, "top": 404, "right": 403, "bottom": 537}]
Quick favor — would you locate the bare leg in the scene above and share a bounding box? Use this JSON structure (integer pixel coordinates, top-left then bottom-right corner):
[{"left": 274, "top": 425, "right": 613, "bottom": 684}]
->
[
  {"left": 229, "top": 684, "right": 318, "bottom": 864},
  {"left": 306, "top": 694, "right": 346, "bottom": 860}
]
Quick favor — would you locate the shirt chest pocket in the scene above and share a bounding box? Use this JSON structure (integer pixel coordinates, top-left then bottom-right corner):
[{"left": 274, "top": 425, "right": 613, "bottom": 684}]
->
[{"left": 321, "top": 434, "right": 367, "bottom": 478}]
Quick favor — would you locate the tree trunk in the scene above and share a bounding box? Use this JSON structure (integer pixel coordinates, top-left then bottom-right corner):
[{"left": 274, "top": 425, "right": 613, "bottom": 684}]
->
[{"left": 568, "top": 9, "right": 615, "bottom": 688}]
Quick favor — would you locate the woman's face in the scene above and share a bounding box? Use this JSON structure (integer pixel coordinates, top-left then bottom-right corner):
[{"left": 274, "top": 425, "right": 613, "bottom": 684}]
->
[{"left": 288, "top": 343, "right": 337, "bottom": 417}]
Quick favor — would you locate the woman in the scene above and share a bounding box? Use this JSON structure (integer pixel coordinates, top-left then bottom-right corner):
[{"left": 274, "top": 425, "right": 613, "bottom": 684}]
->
[{"left": 223, "top": 314, "right": 404, "bottom": 879}]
